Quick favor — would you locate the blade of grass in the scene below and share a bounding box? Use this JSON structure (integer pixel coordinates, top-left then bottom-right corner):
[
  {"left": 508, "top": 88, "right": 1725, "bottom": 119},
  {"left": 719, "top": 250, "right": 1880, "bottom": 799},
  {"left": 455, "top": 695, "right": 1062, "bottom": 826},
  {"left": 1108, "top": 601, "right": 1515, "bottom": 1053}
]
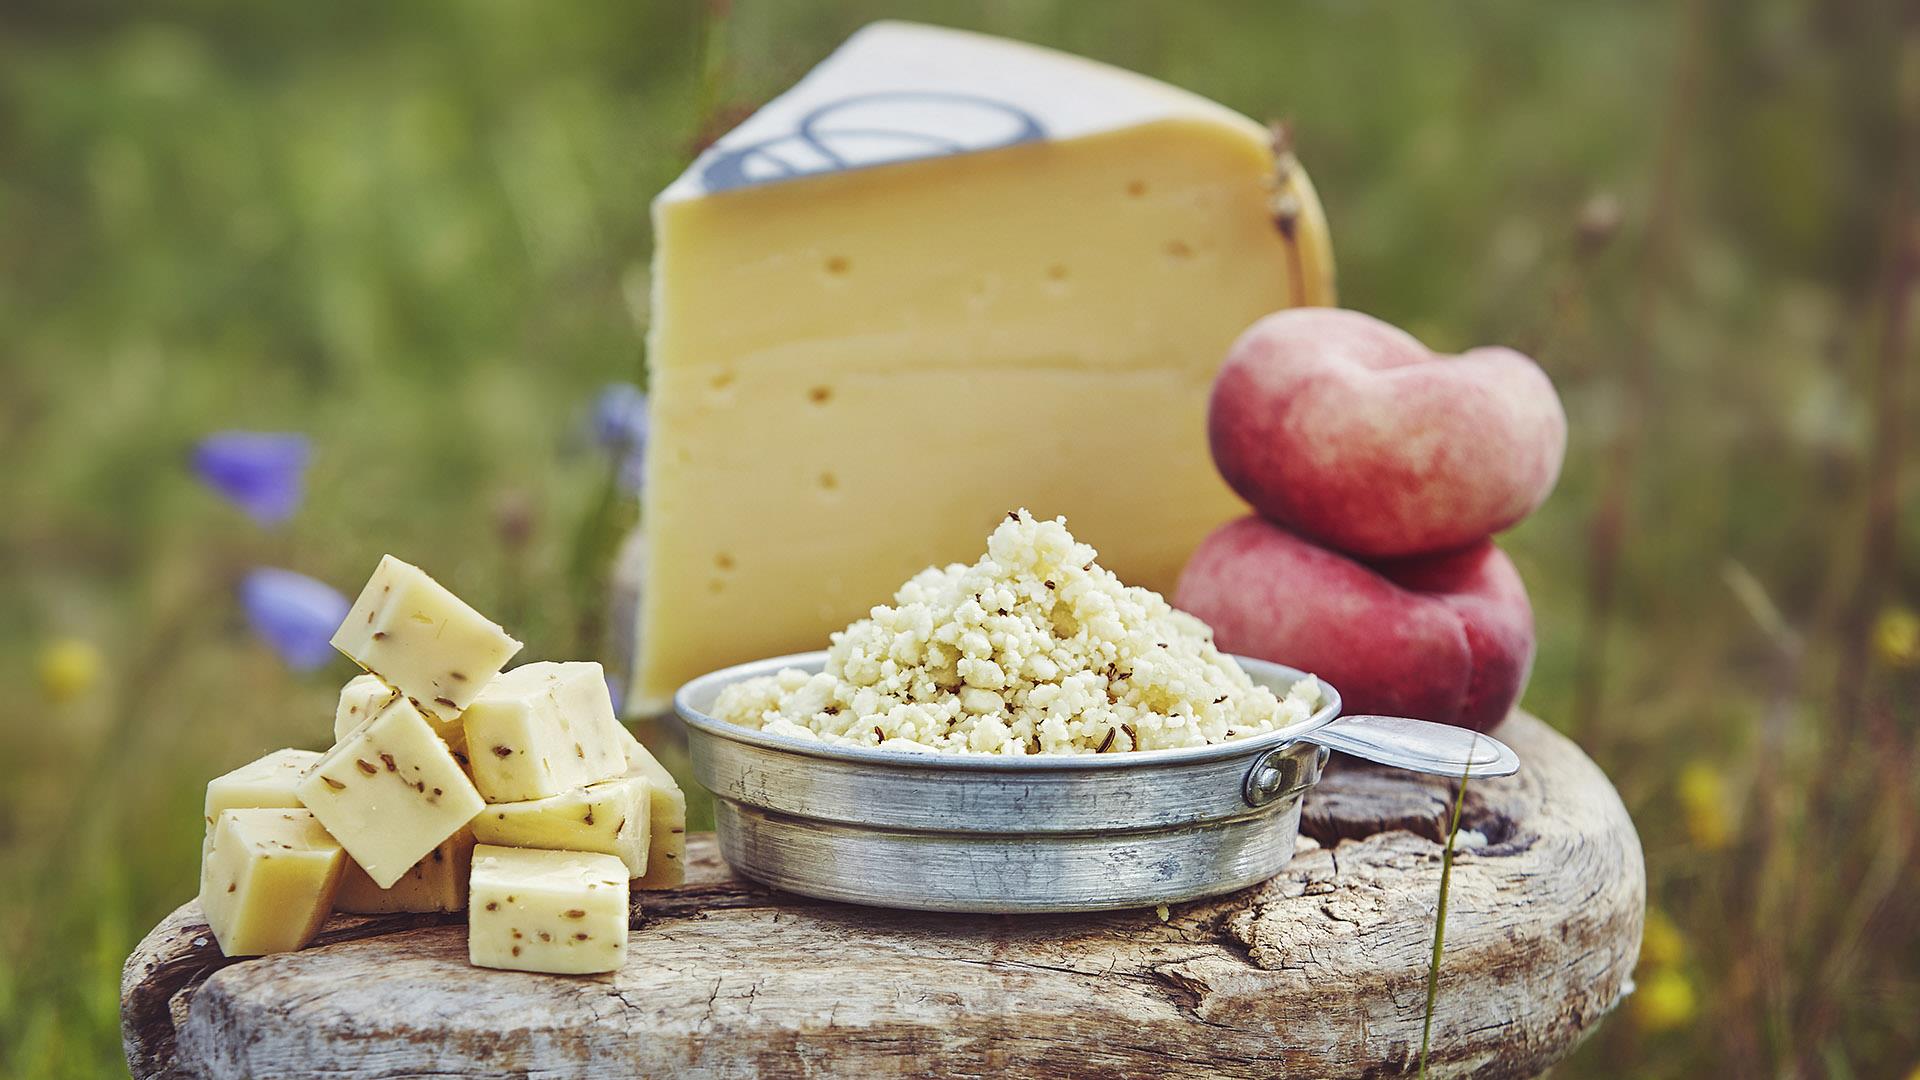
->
[{"left": 1418, "top": 741, "right": 1477, "bottom": 1079}]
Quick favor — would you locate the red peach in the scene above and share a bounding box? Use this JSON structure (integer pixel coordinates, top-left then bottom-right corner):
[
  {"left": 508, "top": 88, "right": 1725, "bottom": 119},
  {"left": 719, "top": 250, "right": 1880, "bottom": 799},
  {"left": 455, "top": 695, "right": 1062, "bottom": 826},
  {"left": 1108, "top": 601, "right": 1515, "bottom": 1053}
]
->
[
  {"left": 1208, "top": 308, "right": 1567, "bottom": 559},
  {"left": 1175, "top": 516, "right": 1534, "bottom": 732}
]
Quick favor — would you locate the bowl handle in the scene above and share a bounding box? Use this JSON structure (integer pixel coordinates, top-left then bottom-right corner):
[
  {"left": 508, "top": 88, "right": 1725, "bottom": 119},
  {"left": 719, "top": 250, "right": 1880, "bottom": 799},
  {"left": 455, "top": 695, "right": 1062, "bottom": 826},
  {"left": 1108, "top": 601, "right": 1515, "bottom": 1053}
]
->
[{"left": 1303, "top": 715, "right": 1521, "bottom": 778}]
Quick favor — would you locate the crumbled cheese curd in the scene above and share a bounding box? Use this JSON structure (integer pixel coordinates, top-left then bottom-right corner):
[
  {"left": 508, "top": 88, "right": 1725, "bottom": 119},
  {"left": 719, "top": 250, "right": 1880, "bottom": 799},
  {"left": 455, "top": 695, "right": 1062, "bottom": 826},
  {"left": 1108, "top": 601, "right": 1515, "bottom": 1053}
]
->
[{"left": 712, "top": 510, "right": 1321, "bottom": 755}]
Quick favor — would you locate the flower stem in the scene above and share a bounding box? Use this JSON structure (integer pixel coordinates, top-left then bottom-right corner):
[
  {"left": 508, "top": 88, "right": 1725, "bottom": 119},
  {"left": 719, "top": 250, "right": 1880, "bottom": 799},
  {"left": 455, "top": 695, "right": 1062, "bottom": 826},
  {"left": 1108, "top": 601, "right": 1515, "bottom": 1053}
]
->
[{"left": 1418, "top": 750, "right": 1476, "bottom": 1079}]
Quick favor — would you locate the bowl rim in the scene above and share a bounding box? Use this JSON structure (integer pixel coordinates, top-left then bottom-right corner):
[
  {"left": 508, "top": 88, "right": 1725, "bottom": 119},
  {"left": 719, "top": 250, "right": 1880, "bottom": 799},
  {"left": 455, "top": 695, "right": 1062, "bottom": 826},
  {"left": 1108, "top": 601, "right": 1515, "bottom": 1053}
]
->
[{"left": 673, "top": 649, "right": 1342, "bottom": 772}]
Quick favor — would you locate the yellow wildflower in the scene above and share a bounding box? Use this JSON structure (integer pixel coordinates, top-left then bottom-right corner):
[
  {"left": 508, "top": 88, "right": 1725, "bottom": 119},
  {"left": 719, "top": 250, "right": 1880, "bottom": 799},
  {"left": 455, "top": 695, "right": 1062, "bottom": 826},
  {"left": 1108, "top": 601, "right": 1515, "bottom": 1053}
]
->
[
  {"left": 1874, "top": 607, "right": 1920, "bottom": 669},
  {"left": 1638, "top": 908, "right": 1686, "bottom": 970},
  {"left": 38, "top": 638, "right": 103, "bottom": 703},
  {"left": 1677, "top": 761, "right": 1732, "bottom": 851},
  {"left": 1632, "top": 968, "right": 1697, "bottom": 1033}
]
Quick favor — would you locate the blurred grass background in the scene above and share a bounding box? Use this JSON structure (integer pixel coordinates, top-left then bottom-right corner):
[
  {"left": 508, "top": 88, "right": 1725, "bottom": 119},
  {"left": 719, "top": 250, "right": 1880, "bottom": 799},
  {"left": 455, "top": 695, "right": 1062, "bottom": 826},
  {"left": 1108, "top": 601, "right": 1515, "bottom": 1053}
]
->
[{"left": 2, "top": 0, "right": 1916, "bottom": 1076}]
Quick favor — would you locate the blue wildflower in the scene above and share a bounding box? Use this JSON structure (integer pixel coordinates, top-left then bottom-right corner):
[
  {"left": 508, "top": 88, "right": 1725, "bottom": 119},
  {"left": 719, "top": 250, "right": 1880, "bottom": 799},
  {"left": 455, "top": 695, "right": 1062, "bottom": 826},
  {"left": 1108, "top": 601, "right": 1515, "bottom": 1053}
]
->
[
  {"left": 592, "top": 383, "right": 648, "bottom": 451},
  {"left": 193, "top": 432, "right": 311, "bottom": 524},
  {"left": 590, "top": 383, "right": 648, "bottom": 493},
  {"left": 604, "top": 673, "right": 625, "bottom": 719},
  {"left": 241, "top": 568, "right": 349, "bottom": 671}
]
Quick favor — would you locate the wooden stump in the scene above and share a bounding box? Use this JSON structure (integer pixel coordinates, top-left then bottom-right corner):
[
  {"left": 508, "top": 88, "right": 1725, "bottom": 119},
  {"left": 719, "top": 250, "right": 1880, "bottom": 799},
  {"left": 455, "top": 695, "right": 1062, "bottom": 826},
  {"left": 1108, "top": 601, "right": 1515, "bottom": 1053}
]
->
[{"left": 123, "top": 713, "right": 1643, "bottom": 1079}]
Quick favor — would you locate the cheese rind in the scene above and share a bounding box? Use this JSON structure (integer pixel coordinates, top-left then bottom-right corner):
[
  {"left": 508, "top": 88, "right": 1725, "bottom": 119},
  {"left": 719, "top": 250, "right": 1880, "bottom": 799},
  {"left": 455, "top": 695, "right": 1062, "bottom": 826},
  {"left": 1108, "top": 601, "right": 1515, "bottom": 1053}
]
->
[
  {"left": 296, "top": 696, "right": 485, "bottom": 888},
  {"left": 616, "top": 725, "right": 686, "bottom": 889},
  {"left": 331, "top": 555, "right": 522, "bottom": 716},
  {"left": 334, "top": 827, "right": 476, "bottom": 914},
  {"left": 469, "top": 775, "right": 651, "bottom": 877},
  {"left": 468, "top": 845, "right": 628, "bottom": 975},
  {"left": 462, "top": 662, "right": 628, "bottom": 803},
  {"left": 204, "top": 748, "right": 320, "bottom": 832},
  {"left": 635, "top": 23, "right": 1335, "bottom": 710},
  {"left": 200, "top": 809, "right": 346, "bottom": 957}
]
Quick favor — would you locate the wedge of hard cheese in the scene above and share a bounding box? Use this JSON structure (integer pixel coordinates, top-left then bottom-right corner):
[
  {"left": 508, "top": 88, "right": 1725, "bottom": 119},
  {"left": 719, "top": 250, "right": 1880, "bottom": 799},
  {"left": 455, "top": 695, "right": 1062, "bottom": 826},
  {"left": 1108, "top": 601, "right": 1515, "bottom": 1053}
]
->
[{"left": 634, "top": 21, "right": 1335, "bottom": 709}]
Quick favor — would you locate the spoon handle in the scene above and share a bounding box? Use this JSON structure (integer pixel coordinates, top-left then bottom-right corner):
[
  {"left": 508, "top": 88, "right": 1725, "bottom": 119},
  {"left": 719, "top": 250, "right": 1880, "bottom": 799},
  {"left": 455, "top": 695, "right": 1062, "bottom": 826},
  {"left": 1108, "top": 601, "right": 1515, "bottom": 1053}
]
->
[{"left": 1305, "top": 715, "right": 1521, "bottom": 777}]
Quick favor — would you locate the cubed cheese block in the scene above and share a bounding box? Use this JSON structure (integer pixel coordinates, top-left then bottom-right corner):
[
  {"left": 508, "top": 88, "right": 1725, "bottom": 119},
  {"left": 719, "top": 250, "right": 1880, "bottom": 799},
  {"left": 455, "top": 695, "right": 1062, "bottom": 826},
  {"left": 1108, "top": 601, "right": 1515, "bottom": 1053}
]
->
[
  {"left": 468, "top": 845, "right": 628, "bottom": 975},
  {"left": 333, "top": 672, "right": 467, "bottom": 763},
  {"left": 332, "top": 673, "right": 398, "bottom": 740},
  {"left": 617, "top": 725, "right": 686, "bottom": 890},
  {"left": 470, "top": 775, "right": 651, "bottom": 877},
  {"left": 331, "top": 555, "right": 521, "bottom": 717},
  {"left": 335, "top": 827, "right": 476, "bottom": 914},
  {"left": 632, "top": 21, "right": 1336, "bottom": 709},
  {"left": 297, "top": 695, "right": 485, "bottom": 888},
  {"left": 204, "top": 748, "right": 319, "bottom": 833},
  {"left": 200, "top": 809, "right": 346, "bottom": 957},
  {"left": 463, "top": 662, "right": 627, "bottom": 803}
]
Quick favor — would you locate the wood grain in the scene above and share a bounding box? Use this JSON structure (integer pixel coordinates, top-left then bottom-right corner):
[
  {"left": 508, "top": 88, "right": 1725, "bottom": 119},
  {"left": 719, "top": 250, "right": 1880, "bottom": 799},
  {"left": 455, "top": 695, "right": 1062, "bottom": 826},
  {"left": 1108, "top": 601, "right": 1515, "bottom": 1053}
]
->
[{"left": 123, "top": 712, "right": 1642, "bottom": 1079}]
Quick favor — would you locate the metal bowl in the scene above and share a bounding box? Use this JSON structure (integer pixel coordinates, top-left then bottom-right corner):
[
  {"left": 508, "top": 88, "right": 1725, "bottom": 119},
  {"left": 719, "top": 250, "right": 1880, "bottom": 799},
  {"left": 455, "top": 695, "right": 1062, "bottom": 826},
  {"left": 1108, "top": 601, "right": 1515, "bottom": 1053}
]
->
[{"left": 675, "top": 650, "right": 1515, "bottom": 913}]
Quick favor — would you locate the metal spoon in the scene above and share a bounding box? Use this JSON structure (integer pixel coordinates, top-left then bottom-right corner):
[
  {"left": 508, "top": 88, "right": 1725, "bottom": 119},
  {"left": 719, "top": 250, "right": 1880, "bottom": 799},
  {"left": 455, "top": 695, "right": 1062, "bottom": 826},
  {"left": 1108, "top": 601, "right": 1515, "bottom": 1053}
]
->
[{"left": 1306, "top": 713, "right": 1520, "bottom": 777}]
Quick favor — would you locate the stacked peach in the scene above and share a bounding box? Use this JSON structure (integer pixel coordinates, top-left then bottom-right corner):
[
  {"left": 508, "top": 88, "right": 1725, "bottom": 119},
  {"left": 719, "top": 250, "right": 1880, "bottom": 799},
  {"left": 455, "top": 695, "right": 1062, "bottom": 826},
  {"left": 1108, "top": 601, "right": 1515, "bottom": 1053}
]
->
[{"left": 1176, "top": 309, "right": 1566, "bottom": 732}]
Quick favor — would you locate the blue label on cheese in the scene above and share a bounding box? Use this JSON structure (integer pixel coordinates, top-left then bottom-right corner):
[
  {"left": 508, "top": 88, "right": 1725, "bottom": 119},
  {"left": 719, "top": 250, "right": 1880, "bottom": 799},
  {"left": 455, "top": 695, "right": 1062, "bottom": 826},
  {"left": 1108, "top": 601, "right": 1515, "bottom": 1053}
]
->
[{"left": 700, "top": 92, "right": 1045, "bottom": 193}]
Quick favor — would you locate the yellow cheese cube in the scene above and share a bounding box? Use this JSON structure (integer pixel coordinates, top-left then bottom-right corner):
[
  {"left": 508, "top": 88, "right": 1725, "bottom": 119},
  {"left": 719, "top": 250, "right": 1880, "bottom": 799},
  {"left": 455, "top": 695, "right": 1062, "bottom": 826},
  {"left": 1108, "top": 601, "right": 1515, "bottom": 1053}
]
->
[
  {"left": 632, "top": 22, "right": 1336, "bottom": 709},
  {"left": 462, "top": 662, "right": 627, "bottom": 803},
  {"left": 200, "top": 809, "right": 346, "bottom": 957},
  {"left": 468, "top": 845, "right": 628, "bottom": 975},
  {"left": 617, "top": 725, "right": 686, "bottom": 890},
  {"left": 470, "top": 775, "right": 650, "bottom": 877},
  {"left": 296, "top": 696, "right": 485, "bottom": 888},
  {"left": 333, "top": 672, "right": 467, "bottom": 764},
  {"left": 335, "top": 827, "right": 475, "bottom": 914},
  {"left": 331, "top": 555, "right": 521, "bottom": 717},
  {"left": 203, "top": 748, "right": 319, "bottom": 833},
  {"left": 332, "top": 673, "right": 398, "bottom": 741}
]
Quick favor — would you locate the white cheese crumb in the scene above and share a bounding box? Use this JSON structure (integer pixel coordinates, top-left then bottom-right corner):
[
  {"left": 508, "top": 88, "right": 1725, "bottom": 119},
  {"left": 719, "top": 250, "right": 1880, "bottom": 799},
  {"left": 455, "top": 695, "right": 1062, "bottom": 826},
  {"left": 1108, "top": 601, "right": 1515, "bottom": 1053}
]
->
[{"left": 713, "top": 510, "right": 1321, "bottom": 755}]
